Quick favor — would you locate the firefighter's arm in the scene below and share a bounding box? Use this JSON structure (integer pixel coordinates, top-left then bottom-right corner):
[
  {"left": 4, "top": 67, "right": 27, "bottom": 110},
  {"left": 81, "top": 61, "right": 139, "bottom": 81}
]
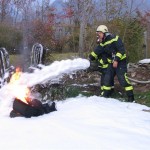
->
[
  {"left": 113, "top": 37, "right": 126, "bottom": 62},
  {"left": 88, "top": 45, "right": 103, "bottom": 71},
  {"left": 89, "top": 45, "right": 103, "bottom": 61}
]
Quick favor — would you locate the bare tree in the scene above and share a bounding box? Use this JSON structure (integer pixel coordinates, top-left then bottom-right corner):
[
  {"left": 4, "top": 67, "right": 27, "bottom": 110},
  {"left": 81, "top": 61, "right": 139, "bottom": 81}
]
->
[
  {"left": 0, "top": 0, "right": 11, "bottom": 22},
  {"left": 66, "top": 0, "right": 93, "bottom": 57},
  {"left": 122, "top": 0, "right": 146, "bottom": 42},
  {"left": 62, "top": 0, "right": 94, "bottom": 56},
  {"left": 36, "top": 0, "right": 52, "bottom": 23},
  {"left": 12, "top": 0, "right": 36, "bottom": 54}
]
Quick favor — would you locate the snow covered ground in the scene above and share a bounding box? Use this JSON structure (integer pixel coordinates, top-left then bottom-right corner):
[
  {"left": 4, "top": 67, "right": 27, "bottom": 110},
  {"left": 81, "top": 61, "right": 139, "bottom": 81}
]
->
[{"left": 0, "top": 58, "right": 150, "bottom": 150}]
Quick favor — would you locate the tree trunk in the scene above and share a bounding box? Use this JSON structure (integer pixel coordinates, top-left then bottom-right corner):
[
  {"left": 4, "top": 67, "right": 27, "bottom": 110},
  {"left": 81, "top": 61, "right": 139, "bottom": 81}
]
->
[
  {"left": 78, "top": 0, "right": 89, "bottom": 58},
  {"left": 79, "top": 22, "right": 85, "bottom": 58}
]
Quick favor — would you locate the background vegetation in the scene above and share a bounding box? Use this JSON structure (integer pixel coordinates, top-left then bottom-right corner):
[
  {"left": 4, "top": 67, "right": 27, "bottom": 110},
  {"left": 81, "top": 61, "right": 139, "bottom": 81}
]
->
[{"left": 0, "top": 0, "right": 149, "bottom": 62}]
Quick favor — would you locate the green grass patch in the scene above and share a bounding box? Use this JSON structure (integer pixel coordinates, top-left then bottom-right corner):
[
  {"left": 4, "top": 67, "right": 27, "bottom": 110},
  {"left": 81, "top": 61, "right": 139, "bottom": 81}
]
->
[
  {"left": 9, "top": 54, "right": 24, "bottom": 67},
  {"left": 135, "top": 91, "right": 150, "bottom": 107},
  {"left": 65, "top": 86, "right": 81, "bottom": 98},
  {"left": 52, "top": 52, "right": 79, "bottom": 61},
  {"left": 9, "top": 53, "right": 80, "bottom": 67},
  {"left": 64, "top": 86, "right": 94, "bottom": 98},
  {"left": 109, "top": 90, "right": 150, "bottom": 106}
]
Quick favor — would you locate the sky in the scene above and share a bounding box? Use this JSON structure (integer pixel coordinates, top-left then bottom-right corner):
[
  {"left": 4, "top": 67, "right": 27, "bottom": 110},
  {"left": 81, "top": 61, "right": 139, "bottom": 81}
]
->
[
  {"left": 50, "top": 0, "right": 150, "bottom": 11},
  {"left": 0, "top": 58, "right": 150, "bottom": 150},
  {"left": 50, "top": 0, "right": 56, "bottom": 4},
  {"left": 131, "top": 0, "right": 150, "bottom": 12}
]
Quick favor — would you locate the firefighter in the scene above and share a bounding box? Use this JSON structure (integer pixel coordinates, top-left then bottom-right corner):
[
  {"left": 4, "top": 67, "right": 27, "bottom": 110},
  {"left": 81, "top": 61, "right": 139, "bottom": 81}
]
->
[
  {"left": 96, "top": 25, "right": 134, "bottom": 102},
  {"left": 89, "top": 33, "right": 114, "bottom": 95}
]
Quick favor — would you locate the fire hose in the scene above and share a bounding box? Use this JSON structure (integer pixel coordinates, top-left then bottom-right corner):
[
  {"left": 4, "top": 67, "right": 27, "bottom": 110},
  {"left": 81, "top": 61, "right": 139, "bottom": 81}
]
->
[{"left": 128, "top": 77, "right": 150, "bottom": 84}]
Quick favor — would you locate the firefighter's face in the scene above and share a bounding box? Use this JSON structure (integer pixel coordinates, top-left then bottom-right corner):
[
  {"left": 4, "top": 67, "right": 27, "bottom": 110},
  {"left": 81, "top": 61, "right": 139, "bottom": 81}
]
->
[{"left": 96, "top": 31, "right": 104, "bottom": 41}]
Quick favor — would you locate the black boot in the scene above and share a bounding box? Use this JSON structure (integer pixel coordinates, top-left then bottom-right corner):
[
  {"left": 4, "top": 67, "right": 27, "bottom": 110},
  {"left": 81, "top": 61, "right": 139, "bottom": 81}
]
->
[
  {"left": 102, "top": 90, "right": 111, "bottom": 98},
  {"left": 43, "top": 102, "right": 57, "bottom": 113},
  {"left": 127, "top": 95, "right": 134, "bottom": 102},
  {"left": 110, "top": 88, "right": 114, "bottom": 96},
  {"left": 49, "top": 102, "right": 57, "bottom": 112}
]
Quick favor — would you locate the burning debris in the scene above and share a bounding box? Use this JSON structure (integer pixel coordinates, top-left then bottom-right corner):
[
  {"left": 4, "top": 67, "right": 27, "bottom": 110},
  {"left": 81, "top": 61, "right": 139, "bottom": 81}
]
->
[
  {"left": 0, "top": 44, "right": 91, "bottom": 118},
  {"left": 10, "top": 98, "right": 56, "bottom": 118},
  {"left": 9, "top": 67, "right": 57, "bottom": 118}
]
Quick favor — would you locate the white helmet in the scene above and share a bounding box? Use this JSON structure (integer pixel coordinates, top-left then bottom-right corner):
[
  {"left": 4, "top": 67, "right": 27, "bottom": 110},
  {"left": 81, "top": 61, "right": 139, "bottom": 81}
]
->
[{"left": 96, "top": 25, "right": 108, "bottom": 33}]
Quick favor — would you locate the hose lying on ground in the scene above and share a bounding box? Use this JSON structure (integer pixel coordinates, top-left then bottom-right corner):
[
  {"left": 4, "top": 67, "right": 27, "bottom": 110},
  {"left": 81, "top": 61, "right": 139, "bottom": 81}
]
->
[{"left": 128, "top": 77, "right": 150, "bottom": 84}]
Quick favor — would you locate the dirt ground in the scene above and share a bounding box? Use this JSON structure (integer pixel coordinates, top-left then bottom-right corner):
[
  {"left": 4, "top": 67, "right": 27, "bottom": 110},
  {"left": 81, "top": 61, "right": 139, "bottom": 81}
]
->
[
  {"left": 127, "top": 63, "right": 150, "bottom": 93},
  {"left": 21, "top": 61, "right": 150, "bottom": 106},
  {"left": 62, "top": 63, "right": 150, "bottom": 96},
  {"left": 11, "top": 55, "right": 150, "bottom": 94}
]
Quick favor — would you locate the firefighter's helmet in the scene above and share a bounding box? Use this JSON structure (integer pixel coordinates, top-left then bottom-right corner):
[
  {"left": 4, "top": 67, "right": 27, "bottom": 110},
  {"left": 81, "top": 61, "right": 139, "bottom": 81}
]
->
[{"left": 96, "top": 25, "right": 108, "bottom": 33}]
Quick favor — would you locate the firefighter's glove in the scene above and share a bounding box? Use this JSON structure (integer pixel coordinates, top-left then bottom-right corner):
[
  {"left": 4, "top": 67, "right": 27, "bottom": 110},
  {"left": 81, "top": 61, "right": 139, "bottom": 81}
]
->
[{"left": 87, "top": 61, "right": 99, "bottom": 72}]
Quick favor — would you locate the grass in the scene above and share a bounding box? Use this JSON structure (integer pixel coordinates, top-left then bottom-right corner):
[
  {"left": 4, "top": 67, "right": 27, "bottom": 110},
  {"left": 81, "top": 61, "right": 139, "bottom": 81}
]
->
[
  {"left": 52, "top": 52, "right": 79, "bottom": 61},
  {"left": 9, "top": 54, "right": 24, "bottom": 67},
  {"left": 135, "top": 91, "right": 150, "bottom": 107},
  {"left": 9, "top": 53, "right": 150, "bottom": 107},
  {"left": 65, "top": 85, "right": 150, "bottom": 107},
  {"left": 9, "top": 53, "right": 79, "bottom": 66}
]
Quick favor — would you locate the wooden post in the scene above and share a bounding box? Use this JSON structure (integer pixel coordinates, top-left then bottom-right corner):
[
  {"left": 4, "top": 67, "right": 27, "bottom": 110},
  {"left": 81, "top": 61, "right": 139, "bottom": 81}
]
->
[{"left": 144, "top": 31, "right": 148, "bottom": 58}]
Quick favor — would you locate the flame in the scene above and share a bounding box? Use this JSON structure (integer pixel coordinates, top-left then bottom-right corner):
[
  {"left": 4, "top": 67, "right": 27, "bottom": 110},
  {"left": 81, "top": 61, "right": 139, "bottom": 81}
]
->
[
  {"left": 10, "top": 67, "right": 22, "bottom": 83},
  {"left": 9, "top": 67, "right": 30, "bottom": 104}
]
